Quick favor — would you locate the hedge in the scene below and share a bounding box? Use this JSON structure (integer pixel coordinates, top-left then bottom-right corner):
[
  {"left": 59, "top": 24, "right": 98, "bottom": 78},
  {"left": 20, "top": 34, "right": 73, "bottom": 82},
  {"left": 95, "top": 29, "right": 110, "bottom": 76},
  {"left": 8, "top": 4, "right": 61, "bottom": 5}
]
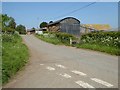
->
[{"left": 80, "top": 31, "right": 120, "bottom": 48}]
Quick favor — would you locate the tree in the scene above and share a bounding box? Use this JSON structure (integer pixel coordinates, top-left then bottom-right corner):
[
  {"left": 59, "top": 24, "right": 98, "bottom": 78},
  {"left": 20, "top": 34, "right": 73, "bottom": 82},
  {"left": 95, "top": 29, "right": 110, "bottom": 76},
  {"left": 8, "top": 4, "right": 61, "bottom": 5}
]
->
[
  {"left": 16, "top": 24, "right": 26, "bottom": 34},
  {"left": 32, "top": 27, "right": 35, "bottom": 31},
  {"left": 2, "top": 14, "right": 10, "bottom": 28},
  {"left": 8, "top": 18, "right": 16, "bottom": 29},
  {"left": 39, "top": 22, "right": 48, "bottom": 28},
  {"left": 2, "top": 14, "right": 16, "bottom": 32},
  {"left": 49, "top": 21, "right": 53, "bottom": 23}
]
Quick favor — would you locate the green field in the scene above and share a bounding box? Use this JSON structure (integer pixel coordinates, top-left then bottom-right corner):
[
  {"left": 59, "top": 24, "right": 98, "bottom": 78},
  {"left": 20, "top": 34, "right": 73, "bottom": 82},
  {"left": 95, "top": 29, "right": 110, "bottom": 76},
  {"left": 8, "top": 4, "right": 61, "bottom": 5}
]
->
[{"left": 2, "top": 33, "right": 29, "bottom": 84}]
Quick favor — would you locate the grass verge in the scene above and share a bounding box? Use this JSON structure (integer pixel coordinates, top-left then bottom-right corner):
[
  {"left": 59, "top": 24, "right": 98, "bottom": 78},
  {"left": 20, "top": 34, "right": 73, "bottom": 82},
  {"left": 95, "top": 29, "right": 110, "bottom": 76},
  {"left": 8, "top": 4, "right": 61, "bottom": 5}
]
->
[
  {"left": 35, "top": 33, "right": 119, "bottom": 56},
  {"left": 35, "top": 34, "right": 62, "bottom": 45},
  {"left": 76, "top": 43, "right": 120, "bottom": 56},
  {"left": 2, "top": 33, "right": 29, "bottom": 84}
]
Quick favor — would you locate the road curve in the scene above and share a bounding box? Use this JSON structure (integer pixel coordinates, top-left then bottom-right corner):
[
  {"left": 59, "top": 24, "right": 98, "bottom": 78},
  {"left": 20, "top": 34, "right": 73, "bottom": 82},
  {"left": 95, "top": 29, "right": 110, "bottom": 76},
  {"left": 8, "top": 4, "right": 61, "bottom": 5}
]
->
[{"left": 4, "top": 35, "right": 118, "bottom": 88}]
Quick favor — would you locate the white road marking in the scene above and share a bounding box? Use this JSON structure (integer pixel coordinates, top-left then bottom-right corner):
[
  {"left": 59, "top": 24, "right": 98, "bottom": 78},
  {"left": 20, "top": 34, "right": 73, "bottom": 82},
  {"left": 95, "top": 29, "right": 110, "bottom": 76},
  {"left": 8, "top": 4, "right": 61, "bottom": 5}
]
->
[
  {"left": 71, "top": 70, "right": 87, "bottom": 76},
  {"left": 75, "top": 81, "right": 95, "bottom": 88},
  {"left": 40, "top": 64, "right": 44, "bottom": 65},
  {"left": 46, "top": 66, "right": 55, "bottom": 71},
  {"left": 91, "top": 78, "right": 113, "bottom": 87},
  {"left": 59, "top": 73, "right": 71, "bottom": 78},
  {"left": 55, "top": 64, "right": 66, "bottom": 69}
]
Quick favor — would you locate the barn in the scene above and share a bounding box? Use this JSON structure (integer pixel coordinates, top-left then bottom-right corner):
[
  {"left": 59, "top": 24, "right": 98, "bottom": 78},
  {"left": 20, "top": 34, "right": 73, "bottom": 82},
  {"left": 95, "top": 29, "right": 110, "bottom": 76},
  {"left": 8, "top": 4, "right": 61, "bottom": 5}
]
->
[
  {"left": 26, "top": 29, "right": 35, "bottom": 35},
  {"left": 47, "top": 17, "right": 80, "bottom": 36}
]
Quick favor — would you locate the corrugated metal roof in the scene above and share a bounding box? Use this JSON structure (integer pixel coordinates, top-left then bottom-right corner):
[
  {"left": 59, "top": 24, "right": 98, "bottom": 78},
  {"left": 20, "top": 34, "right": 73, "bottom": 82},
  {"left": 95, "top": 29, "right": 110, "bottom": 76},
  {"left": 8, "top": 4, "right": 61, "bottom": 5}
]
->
[{"left": 48, "top": 17, "right": 80, "bottom": 26}]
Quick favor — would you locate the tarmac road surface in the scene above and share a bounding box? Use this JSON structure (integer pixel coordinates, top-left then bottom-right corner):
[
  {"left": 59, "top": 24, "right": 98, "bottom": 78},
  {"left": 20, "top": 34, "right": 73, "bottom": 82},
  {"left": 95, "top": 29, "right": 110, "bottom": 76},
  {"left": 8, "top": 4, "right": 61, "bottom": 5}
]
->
[{"left": 4, "top": 35, "right": 118, "bottom": 88}]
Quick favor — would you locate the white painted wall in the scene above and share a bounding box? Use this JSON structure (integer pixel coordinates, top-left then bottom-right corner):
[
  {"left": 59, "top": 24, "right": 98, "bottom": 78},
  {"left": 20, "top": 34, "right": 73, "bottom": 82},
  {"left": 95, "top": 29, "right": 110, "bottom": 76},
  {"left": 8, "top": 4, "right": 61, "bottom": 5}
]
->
[{"left": 35, "top": 31, "right": 43, "bottom": 34}]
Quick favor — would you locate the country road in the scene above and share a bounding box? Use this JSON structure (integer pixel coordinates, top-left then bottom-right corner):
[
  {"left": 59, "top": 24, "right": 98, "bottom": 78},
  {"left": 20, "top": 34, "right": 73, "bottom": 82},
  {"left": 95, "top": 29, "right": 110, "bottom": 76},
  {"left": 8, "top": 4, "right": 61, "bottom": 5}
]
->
[{"left": 4, "top": 35, "right": 118, "bottom": 88}]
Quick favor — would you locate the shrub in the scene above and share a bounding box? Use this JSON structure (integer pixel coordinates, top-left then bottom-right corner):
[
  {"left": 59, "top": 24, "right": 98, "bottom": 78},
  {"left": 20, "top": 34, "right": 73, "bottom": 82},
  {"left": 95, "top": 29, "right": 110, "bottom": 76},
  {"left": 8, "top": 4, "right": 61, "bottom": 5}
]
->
[
  {"left": 80, "top": 31, "right": 120, "bottom": 48},
  {"left": 55, "top": 32, "right": 77, "bottom": 45},
  {"left": 36, "top": 32, "right": 78, "bottom": 46}
]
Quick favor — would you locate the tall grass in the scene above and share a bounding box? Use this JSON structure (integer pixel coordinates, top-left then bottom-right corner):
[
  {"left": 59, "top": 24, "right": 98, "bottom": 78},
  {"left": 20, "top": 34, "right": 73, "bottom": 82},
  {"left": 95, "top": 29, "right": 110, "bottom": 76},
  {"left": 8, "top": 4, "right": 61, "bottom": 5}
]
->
[{"left": 2, "top": 33, "right": 29, "bottom": 84}]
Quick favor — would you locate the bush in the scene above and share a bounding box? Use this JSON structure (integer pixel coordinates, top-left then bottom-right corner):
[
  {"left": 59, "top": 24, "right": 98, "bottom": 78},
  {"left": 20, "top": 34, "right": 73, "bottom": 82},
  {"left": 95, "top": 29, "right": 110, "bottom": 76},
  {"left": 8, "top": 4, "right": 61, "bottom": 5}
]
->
[
  {"left": 43, "top": 31, "right": 48, "bottom": 34},
  {"left": 36, "top": 32, "right": 78, "bottom": 46},
  {"left": 55, "top": 32, "right": 77, "bottom": 45},
  {"left": 81, "top": 31, "right": 120, "bottom": 48}
]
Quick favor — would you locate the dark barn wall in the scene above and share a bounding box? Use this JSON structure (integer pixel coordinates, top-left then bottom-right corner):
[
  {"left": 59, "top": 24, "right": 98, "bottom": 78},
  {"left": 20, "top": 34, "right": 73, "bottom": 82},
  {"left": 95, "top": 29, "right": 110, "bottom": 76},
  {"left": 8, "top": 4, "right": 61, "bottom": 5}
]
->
[
  {"left": 48, "top": 17, "right": 80, "bottom": 36},
  {"left": 60, "top": 18, "right": 80, "bottom": 36}
]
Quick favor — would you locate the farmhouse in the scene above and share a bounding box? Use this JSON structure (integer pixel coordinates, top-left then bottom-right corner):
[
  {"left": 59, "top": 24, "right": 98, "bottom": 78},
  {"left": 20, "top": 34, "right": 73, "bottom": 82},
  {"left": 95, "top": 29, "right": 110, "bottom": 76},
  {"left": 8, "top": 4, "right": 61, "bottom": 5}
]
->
[{"left": 48, "top": 17, "right": 80, "bottom": 36}]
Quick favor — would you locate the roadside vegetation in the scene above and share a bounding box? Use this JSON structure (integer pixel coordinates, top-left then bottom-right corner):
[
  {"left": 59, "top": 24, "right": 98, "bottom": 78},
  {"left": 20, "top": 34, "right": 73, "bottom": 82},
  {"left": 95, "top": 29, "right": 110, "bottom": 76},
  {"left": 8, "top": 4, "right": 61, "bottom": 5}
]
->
[
  {"left": 35, "top": 31, "right": 120, "bottom": 56},
  {"left": 2, "top": 33, "right": 29, "bottom": 84},
  {"left": 2, "top": 14, "right": 29, "bottom": 84},
  {"left": 35, "top": 31, "right": 78, "bottom": 46},
  {"left": 77, "top": 31, "right": 120, "bottom": 55}
]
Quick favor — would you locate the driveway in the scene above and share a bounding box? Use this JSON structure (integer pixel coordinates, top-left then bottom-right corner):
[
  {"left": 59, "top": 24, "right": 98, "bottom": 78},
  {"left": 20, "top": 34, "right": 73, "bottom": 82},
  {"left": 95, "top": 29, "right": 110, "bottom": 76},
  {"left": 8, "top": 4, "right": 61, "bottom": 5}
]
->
[{"left": 4, "top": 35, "right": 118, "bottom": 88}]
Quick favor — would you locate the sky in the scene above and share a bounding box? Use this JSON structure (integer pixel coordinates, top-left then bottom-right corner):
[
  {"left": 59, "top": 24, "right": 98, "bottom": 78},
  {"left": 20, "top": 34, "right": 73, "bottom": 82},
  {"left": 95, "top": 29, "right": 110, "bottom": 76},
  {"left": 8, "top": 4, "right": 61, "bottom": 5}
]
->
[{"left": 2, "top": 2, "right": 118, "bottom": 29}]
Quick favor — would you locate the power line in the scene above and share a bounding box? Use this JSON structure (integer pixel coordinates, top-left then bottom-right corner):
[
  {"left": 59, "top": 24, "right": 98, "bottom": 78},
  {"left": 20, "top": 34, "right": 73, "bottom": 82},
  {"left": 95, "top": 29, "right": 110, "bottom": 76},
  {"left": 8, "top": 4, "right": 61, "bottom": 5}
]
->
[{"left": 53, "top": 1, "right": 98, "bottom": 20}]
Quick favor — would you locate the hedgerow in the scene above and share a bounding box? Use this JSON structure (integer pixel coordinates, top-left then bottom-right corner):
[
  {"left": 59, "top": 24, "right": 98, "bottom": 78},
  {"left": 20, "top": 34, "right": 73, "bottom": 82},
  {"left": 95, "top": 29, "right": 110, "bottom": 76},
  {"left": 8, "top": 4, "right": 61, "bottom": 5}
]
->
[{"left": 81, "top": 31, "right": 120, "bottom": 48}]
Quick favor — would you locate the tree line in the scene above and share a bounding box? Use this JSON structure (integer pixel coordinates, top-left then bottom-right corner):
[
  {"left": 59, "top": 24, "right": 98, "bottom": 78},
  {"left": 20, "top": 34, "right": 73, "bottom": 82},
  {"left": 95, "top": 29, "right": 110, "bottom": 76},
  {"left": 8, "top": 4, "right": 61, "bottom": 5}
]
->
[
  {"left": 1, "top": 14, "right": 54, "bottom": 34},
  {"left": 1, "top": 14, "right": 26, "bottom": 34}
]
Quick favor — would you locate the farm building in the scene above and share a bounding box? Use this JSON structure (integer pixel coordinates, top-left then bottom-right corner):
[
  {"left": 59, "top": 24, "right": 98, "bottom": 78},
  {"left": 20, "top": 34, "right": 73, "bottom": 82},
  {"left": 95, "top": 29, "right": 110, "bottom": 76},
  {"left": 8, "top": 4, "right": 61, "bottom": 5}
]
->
[
  {"left": 80, "top": 24, "right": 111, "bottom": 34},
  {"left": 48, "top": 17, "right": 80, "bottom": 36},
  {"left": 26, "top": 29, "right": 35, "bottom": 35},
  {"left": 35, "top": 28, "right": 43, "bottom": 34}
]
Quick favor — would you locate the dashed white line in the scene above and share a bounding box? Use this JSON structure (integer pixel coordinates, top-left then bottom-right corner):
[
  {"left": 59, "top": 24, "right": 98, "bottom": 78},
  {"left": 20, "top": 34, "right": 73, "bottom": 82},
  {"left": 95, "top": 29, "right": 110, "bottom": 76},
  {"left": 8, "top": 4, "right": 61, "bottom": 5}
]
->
[
  {"left": 71, "top": 70, "right": 87, "bottom": 76},
  {"left": 46, "top": 66, "right": 55, "bottom": 71},
  {"left": 40, "top": 64, "right": 44, "bottom": 65},
  {"left": 55, "top": 64, "right": 66, "bottom": 69},
  {"left": 75, "top": 80, "right": 95, "bottom": 88},
  {"left": 59, "top": 73, "right": 71, "bottom": 78},
  {"left": 91, "top": 78, "right": 113, "bottom": 87}
]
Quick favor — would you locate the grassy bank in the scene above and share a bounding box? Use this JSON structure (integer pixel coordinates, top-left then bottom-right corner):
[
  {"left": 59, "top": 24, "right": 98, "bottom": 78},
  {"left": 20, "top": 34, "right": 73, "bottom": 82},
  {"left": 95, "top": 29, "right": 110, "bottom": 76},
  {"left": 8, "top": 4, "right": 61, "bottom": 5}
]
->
[
  {"left": 35, "top": 32, "right": 77, "bottom": 46},
  {"left": 76, "top": 43, "right": 120, "bottom": 55},
  {"left": 78, "top": 31, "right": 120, "bottom": 56},
  {"left": 2, "top": 33, "right": 29, "bottom": 84},
  {"left": 35, "top": 34, "right": 62, "bottom": 45},
  {"left": 35, "top": 31, "right": 120, "bottom": 56},
  {"left": 0, "top": 34, "right": 2, "bottom": 86}
]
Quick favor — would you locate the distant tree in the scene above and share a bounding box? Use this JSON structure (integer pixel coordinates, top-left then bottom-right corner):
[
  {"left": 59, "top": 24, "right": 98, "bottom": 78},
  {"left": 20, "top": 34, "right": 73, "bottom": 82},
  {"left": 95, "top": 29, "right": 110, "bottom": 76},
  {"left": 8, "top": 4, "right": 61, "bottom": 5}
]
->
[
  {"left": 16, "top": 24, "right": 26, "bottom": 34},
  {"left": 2, "top": 14, "right": 10, "bottom": 28},
  {"left": 8, "top": 18, "right": 16, "bottom": 29},
  {"left": 39, "top": 22, "right": 48, "bottom": 28},
  {"left": 32, "top": 27, "right": 36, "bottom": 31},
  {"left": 2, "top": 14, "right": 16, "bottom": 33},
  {"left": 49, "top": 21, "right": 53, "bottom": 23}
]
